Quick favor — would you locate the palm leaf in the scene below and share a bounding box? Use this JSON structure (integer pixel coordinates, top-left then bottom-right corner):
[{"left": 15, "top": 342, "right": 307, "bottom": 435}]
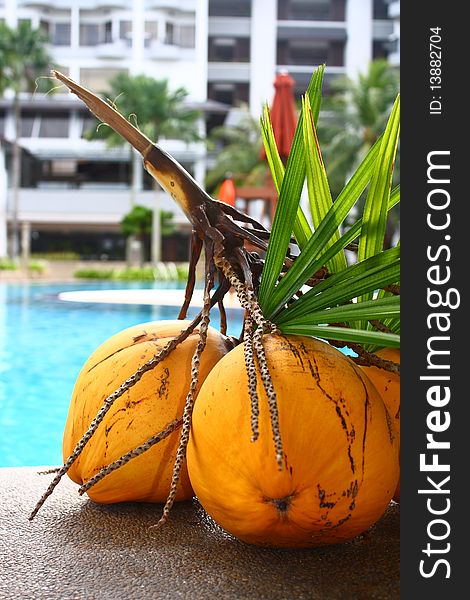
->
[
  {"left": 302, "top": 94, "right": 347, "bottom": 274},
  {"left": 258, "top": 68, "right": 400, "bottom": 350},
  {"left": 281, "top": 294, "right": 399, "bottom": 325},
  {"left": 275, "top": 254, "right": 400, "bottom": 326},
  {"left": 278, "top": 324, "right": 400, "bottom": 348},
  {"left": 357, "top": 95, "right": 400, "bottom": 272},
  {"left": 261, "top": 135, "right": 384, "bottom": 319},
  {"left": 258, "top": 66, "right": 325, "bottom": 303}
]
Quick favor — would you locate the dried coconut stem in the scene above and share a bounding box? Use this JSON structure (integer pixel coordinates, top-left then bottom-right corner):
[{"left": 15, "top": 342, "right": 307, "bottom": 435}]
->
[
  {"left": 348, "top": 342, "right": 400, "bottom": 374},
  {"left": 243, "top": 316, "right": 260, "bottom": 442},
  {"left": 218, "top": 259, "right": 283, "bottom": 468},
  {"left": 37, "top": 467, "right": 61, "bottom": 475},
  {"left": 252, "top": 326, "right": 283, "bottom": 470},
  {"left": 152, "top": 248, "right": 215, "bottom": 529}
]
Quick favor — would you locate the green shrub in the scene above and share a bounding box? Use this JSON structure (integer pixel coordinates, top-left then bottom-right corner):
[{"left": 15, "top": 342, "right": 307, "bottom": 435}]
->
[
  {"left": 0, "top": 259, "right": 18, "bottom": 271},
  {"left": 74, "top": 268, "right": 115, "bottom": 280},
  {"left": 116, "top": 267, "right": 156, "bottom": 281},
  {"left": 31, "top": 251, "right": 80, "bottom": 261},
  {"left": 176, "top": 263, "right": 189, "bottom": 281},
  {"left": 73, "top": 263, "right": 190, "bottom": 282},
  {"left": 28, "top": 260, "right": 47, "bottom": 274}
]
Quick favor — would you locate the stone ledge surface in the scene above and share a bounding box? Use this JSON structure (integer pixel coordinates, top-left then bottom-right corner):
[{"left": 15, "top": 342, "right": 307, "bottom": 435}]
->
[{"left": 0, "top": 467, "right": 399, "bottom": 600}]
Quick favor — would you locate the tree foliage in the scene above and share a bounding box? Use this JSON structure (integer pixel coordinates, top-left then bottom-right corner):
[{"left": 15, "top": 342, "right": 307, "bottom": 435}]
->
[
  {"left": 205, "top": 104, "right": 266, "bottom": 194},
  {"left": 0, "top": 21, "right": 53, "bottom": 94},
  {"left": 0, "top": 21, "right": 53, "bottom": 258},
  {"left": 85, "top": 73, "right": 201, "bottom": 146},
  {"left": 120, "top": 205, "right": 175, "bottom": 238},
  {"left": 318, "top": 59, "right": 399, "bottom": 198}
]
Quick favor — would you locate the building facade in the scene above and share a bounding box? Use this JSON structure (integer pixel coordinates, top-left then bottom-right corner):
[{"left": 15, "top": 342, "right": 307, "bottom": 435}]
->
[{"left": 0, "top": 0, "right": 399, "bottom": 261}]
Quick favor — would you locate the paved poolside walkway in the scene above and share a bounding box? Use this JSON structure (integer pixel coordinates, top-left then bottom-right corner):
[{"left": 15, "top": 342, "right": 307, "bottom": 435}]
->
[{"left": 0, "top": 467, "right": 399, "bottom": 600}]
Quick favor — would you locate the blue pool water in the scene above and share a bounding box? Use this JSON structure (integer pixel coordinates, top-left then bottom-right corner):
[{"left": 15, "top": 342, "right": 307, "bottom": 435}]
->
[{"left": 0, "top": 281, "right": 243, "bottom": 468}]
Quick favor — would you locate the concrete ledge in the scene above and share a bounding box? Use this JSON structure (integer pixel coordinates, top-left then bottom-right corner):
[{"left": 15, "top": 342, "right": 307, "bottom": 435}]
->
[{"left": 0, "top": 467, "right": 399, "bottom": 599}]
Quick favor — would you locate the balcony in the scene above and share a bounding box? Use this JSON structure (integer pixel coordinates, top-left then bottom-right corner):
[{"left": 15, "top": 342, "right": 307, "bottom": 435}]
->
[
  {"left": 207, "top": 63, "right": 251, "bottom": 83},
  {"left": 373, "top": 20, "right": 394, "bottom": 40},
  {"left": 94, "top": 40, "right": 129, "bottom": 59},
  {"left": 277, "top": 21, "right": 347, "bottom": 41},
  {"left": 12, "top": 188, "right": 187, "bottom": 229},
  {"left": 18, "top": 0, "right": 128, "bottom": 7},
  {"left": 145, "top": 0, "right": 196, "bottom": 11},
  {"left": 277, "top": 0, "right": 346, "bottom": 21},
  {"left": 145, "top": 42, "right": 182, "bottom": 61},
  {"left": 208, "top": 17, "right": 251, "bottom": 37}
]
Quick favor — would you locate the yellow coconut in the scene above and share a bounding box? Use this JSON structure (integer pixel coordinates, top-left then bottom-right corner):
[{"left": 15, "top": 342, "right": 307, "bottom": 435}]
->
[
  {"left": 63, "top": 320, "right": 231, "bottom": 504},
  {"left": 187, "top": 334, "right": 399, "bottom": 548},
  {"left": 360, "top": 347, "right": 400, "bottom": 502}
]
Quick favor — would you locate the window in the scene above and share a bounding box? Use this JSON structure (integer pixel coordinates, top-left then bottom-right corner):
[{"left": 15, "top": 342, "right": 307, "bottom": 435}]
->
[
  {"left": 20, "top": 114, "right": 35, "bottom": 137},
  {"left": 277, "top": 39, "right": 344, "bottom": 67},
  {"left": 120, "top": 20, "right": 132, "bottom": 38},
  {"left": 80, "top": 23, "right": 100, "bottom": 46},
  {"left": 50, "top": 160, "right": 77, "bottom": 176},
  {"left": 19, "top": 112, "right": 70, "bottom": 138},
  {"left": 80, "top": 68, "right": 128, "bottom": 92},
  {"left": 179, "top": 25, "right": 195, "bottom": 48},
  {"left": 165, "top": 22, "right": 174, "bottom": 45},
  {"left": 145, "top": 21, "right": 158, "bottom": 40},
  {"left": 104, "top": 21, "right": 112, "bottom": 43},
  {"left": 277, "top": 0, "right": 346, "bottom": 21},
  {"left": 373, "top": 0, "right": 389, "bottom": 19},
  {"left": 119, "top": 20, "right": 132, "bottom": 46},
  {"left": 40, "top": 20, "right": 71, "bottom": 45},
  {"left": 208, "top": 82, "right": 249, "bottom": 106},
  {"left": 38, "top": 113, "right": 69, "bottom": 138},
  {"left": 209, "top": 0, "right": 251, "bottom": 17},
  {"left": 144, "top": 21, "right": 158, "bottom": 48},
  {"left": 208, "top": 37, "right": 250, "bottom": 62},
  {"left": 373, "top": 39, "right": 392, "bottom": 60},
  {"left": 76, "top": 160, "right": 130, "bottom": 186},
  {"left": 53, "top": 23, "right": 71, "bottom": 46},
  {"left": 210, "top": 38, "right": 236, "bottom": 62}
]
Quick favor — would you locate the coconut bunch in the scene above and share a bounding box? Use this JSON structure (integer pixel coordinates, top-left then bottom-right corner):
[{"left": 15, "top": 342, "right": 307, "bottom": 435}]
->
[{"left": 30, "top": 66, "right": 400, "bottom": 548}]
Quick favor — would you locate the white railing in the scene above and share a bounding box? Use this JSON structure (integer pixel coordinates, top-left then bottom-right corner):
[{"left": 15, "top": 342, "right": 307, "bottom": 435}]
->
[{"left": 9, "top": 188, "right": 188, "bottom": 226}]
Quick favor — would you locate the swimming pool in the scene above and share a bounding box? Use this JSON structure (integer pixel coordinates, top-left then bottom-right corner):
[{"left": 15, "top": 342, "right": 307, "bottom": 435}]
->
[{"left": 0, "top": 281, "right": 243, "bottom": 468}]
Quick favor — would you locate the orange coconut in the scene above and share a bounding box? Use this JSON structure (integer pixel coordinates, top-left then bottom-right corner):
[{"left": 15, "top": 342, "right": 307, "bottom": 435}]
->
[
  {"left": 187, "top": 334, "right": 399, "bottom": 547},
  {"left": 360, "top": 347, "right": 400, "bottom": 502},
  {"left": 63, "top": 320, "right": 231, "bottom": 504}
]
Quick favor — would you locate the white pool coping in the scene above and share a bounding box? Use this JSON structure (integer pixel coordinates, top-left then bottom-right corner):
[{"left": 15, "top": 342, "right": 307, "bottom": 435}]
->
[{"left": 58, "top": 288, "right": 242, "bottom": 309}]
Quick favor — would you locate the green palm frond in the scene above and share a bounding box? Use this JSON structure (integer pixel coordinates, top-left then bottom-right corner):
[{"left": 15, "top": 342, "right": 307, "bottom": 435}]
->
[{"left": 258, "top": 66, "right": 400, "bottom": 350}]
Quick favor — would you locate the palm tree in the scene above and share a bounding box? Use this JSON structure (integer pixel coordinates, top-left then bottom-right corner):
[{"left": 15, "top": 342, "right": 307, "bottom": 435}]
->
[
  {"left": 85, "top": 72, "right": 200, "bottom": 263},
  {"left": 205, "top": 104, "right": 265, "bottom": 194},
  {"left": 87, "top": 73, "right": 201, "bottom": 148},
  {"left": 318, "top": 59, "right": 400, "bottom": 199},
  {"left": 0, "top": 21, "right": 53, "bottom": 260}
]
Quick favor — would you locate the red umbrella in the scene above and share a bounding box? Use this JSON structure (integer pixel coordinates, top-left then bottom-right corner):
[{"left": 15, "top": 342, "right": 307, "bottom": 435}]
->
[
  {"left": 260, "top": 71, "right": 297, "bottom": 163},
  {"left": 217, "top": 177, "right": 236, "bottom": 207}
]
